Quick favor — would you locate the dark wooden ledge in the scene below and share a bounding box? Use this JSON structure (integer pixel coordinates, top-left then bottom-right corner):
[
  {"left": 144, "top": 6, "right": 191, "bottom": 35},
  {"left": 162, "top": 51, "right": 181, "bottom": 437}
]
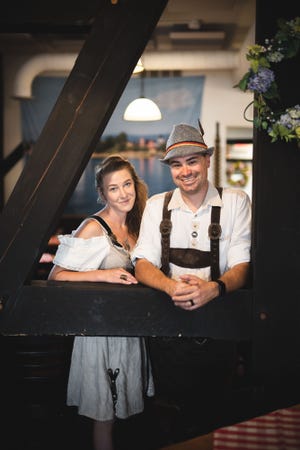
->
[{"left": 0, "top": 281, "right": 253, "bottom": 338}]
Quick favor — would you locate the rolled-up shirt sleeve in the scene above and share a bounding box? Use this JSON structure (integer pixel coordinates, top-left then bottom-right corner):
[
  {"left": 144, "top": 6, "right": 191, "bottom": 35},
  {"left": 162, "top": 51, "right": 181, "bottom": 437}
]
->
[
  {"left": 225, "top": 190, "right": 252, "bottom": 270},
  {"left": 131, "top": 194, "right": 164, "bottom": 268},
  {"left": 53, "top": 233, "right": 110, "bottom": 271}
]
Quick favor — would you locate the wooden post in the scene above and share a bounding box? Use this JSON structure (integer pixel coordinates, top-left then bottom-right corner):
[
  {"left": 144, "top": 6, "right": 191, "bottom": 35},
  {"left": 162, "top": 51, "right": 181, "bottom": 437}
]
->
[{"left": 214, "top": 121, "right": 221, "bottom": 186}]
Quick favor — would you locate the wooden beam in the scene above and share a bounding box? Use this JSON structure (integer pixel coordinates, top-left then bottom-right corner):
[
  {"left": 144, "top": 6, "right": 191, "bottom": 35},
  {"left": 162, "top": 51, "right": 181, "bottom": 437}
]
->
[
  {"left": 0, "top": 0, "right": 168, "bottom": 312},
  {"left": 0, "top": 54, "right": 3, "bottom": 210},
  {"left": 0, "top": 282, "right": 253, "bottom": 339},
  {"left": 252, "top": 0, "right": 300, "bottom": 379}
]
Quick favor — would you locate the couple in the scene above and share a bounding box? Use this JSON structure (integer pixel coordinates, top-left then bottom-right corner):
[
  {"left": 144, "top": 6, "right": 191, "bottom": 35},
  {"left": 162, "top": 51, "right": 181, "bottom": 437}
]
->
[{"left": 49, "top": 122, "right": 251, "bottom": 450}]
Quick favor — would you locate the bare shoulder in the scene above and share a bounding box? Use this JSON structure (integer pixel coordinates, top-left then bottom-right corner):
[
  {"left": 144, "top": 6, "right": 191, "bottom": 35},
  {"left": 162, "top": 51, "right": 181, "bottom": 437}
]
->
[{"left": 74, "top": 217, "right": 104, "bottom": 239}]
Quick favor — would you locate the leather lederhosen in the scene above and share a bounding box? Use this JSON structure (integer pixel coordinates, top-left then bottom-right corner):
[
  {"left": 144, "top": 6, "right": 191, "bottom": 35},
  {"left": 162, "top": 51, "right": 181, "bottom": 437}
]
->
[
  {"left": 159, "top": 187, "right": 223, "bottom": 281},
  {"left": 149, "top": 188, "right": 238, "bottom": 408}
]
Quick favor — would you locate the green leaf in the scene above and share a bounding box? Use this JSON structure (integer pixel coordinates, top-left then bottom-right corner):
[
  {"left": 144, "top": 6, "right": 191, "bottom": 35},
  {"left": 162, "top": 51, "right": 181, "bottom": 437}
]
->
[
  {"left": 253, "top": 117, "right": 262, "bottom": 129},
  {"left": 234, "top": 72, "right": 250, "bottom": 91},
  {"left": 285, "top": 40, "right": 300, "bottom": 58},
  {"left": 264, "top": 82, "right": 280, "bottom": 100},
  {"left": 238, "top": 16, "right": 300, "bottom": 147},
  {"left": 258, "top": 57, "right": 270, "bottom": 68},
  {"left": 250, "top": 60, "right": 260, "bottom": 72}
]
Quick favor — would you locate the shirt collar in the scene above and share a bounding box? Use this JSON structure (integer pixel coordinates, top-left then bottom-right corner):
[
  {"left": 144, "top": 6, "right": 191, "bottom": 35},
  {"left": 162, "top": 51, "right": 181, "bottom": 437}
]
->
[
  {"left": 205, "top": 182, "right": 223, "bottom": 207},
  {"left": 168, "top": 182, "right": 223, "bottom": 212}
]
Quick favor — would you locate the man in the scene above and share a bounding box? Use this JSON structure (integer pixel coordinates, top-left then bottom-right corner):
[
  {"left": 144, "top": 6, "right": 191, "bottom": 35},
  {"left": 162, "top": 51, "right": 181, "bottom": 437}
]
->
[
  {"left": 131, "top": 122, "right": 251, "bottom": 434},
  {"left": 132, "top": 122, "right": 251, "bottom": 306}
]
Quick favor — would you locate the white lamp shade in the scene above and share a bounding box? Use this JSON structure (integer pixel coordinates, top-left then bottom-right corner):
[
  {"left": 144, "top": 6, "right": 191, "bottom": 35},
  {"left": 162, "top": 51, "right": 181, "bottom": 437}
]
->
[{"left": 123, "top": 97, "right": 162, "bottom": 121}]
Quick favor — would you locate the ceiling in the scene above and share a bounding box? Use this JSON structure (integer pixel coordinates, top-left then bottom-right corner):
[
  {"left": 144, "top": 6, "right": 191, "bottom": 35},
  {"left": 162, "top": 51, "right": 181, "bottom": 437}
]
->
[
  {"left": 0, "top": 0, "right": 256, "bottom": 55},
  {"left": 151, "top": 0, "right": 255, "bottom": 53}
]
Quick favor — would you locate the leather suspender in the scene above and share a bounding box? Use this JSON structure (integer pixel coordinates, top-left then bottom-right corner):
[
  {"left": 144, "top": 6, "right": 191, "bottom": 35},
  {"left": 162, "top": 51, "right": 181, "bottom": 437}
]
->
[
  {"left": 160, "top": 188, "right": 223, "bottom": 279},
  {"left": 209, "top": 187, "right": 223, "bottom": 280},
  {"left": 160, "top": 191, "right": 173, "bottom": 275}
]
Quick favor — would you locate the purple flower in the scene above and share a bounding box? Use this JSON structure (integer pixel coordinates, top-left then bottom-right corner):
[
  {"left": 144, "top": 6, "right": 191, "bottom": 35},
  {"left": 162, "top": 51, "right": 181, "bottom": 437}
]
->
[
  {"left": 277, "top": 105, "right": 300, "bottom": 130},
  {"left": 247, "top": 67, "right": 275, "bottom": 93}
]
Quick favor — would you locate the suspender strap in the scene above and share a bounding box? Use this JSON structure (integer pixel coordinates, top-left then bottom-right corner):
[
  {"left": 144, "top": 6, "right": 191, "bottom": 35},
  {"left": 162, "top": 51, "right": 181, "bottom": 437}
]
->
[
  {"left": 209, "top": 187, "right": 223, "bottom": 281},
  {"left": 159, "top": 188, "right": 223, "bottom": 278},
  {"left": 89, "top": 215, "right": 122, "bottom": 247},
  {"left": 160, "top": 191, "right": 173, "bottom": 275},
  {"left": 90, "top": 215, "right": 112, "bottom": 235}
]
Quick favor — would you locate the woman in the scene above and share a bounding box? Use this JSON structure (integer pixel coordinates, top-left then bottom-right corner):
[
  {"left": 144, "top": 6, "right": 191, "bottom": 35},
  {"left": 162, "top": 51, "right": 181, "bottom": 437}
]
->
[{"left": 48, "top": 155, "right": 154, "bottom": 450}]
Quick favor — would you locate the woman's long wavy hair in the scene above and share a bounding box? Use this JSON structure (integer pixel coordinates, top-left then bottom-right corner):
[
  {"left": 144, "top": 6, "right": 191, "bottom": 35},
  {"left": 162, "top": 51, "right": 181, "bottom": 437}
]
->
[{"left": 95, "top": 155, "right": 148, "bottom": 240}]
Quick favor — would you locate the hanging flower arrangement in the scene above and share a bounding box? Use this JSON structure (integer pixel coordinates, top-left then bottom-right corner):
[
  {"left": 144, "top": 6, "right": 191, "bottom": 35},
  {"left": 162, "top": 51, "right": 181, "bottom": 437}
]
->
[{"left": 235, "top": 17, "right": 300, "bottom": 145}]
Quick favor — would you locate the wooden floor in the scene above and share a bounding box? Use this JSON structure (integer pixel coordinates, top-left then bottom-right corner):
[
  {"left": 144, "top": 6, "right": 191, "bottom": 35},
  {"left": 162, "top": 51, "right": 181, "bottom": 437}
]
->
[{"left": 159, "top": 433, "right": 213, "bottom": 450}]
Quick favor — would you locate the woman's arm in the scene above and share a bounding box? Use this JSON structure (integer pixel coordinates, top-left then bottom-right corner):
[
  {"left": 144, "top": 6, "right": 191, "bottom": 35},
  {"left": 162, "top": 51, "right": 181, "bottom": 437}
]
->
[
  {"left": 48, "top": 264, "right": 137, "bottom": 284},
  {"left": 48, "top": 218, "right": 137, "bottom": 284}
]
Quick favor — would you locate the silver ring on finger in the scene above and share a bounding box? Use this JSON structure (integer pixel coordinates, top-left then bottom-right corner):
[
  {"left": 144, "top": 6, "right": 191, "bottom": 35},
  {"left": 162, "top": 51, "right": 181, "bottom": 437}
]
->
[{"left": 120, "top": 274, "right": 127, "bottom": 281}]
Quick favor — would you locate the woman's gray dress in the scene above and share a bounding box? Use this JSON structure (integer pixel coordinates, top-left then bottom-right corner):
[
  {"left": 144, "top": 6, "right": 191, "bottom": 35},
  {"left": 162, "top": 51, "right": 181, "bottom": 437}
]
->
[{"left": 53, "top": 223, "right": 154, "bottom": 421}]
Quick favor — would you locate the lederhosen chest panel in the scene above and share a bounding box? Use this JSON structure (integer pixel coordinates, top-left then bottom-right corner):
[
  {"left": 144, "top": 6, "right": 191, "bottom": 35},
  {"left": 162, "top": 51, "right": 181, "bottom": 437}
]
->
[{"left": 160, "top": 188, "right": 223, "bottom": 281}]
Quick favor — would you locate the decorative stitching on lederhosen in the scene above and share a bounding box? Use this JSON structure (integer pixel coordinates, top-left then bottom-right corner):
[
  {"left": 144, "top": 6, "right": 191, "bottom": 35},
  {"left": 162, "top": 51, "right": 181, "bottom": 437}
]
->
[
  {"left": 160, "top": 188, "right": 223, "bottom": 281},
  {"left": 107, "top": 368, "right": 120, "bottom": 413}
]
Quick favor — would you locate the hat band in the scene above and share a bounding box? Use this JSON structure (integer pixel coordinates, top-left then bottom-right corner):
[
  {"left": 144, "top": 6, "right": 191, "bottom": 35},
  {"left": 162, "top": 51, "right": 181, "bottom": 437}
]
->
[{"left": 165, "top": 140, "right": 208, "bottom": 156}]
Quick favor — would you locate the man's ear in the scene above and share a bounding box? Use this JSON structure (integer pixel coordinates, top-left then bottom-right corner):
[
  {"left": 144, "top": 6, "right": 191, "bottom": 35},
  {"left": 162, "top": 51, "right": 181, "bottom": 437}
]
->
[{"left": 206, "top": 154, "right": 211, "bottom": 168}]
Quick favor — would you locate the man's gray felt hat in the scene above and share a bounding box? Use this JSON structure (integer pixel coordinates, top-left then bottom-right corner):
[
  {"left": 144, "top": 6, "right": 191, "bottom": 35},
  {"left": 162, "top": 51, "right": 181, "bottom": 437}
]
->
[{"left": 160, "top": 122, "right": 214, "bottom": 164}]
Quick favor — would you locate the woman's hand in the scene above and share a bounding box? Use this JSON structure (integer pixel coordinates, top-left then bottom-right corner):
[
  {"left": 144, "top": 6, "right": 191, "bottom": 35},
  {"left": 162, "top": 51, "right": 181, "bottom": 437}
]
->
[{"left": 99, "top": 268, "right": 138, "bottom": 284}]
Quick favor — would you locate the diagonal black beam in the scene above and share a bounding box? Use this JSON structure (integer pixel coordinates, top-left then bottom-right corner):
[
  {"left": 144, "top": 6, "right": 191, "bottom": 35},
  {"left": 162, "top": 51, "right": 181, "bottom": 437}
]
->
[{"left": 0, "top": 0, "right": 168, "bottom": 313}]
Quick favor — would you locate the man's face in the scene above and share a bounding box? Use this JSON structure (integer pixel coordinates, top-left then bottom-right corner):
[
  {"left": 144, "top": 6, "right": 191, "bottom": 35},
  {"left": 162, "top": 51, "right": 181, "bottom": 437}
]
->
[{"left": 168, "top": 153, "right": 210, "bottom": 195}]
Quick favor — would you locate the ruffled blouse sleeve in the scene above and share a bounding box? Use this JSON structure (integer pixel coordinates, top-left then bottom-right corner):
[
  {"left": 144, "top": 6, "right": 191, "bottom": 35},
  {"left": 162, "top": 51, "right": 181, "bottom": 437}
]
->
[{"left": 53, "top": 233, "right": 110, "bottom": 271}]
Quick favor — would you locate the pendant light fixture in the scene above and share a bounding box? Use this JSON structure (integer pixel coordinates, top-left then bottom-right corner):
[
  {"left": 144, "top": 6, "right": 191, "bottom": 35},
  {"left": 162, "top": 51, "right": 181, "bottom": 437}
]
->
[{"left": 123, "top": 72, "right": 162, "bottom": 122}]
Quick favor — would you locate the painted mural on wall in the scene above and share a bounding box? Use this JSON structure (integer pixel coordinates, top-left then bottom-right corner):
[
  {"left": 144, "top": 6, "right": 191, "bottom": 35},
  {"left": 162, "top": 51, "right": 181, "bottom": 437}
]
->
[{"left": 21, "top": 74, "right": 205, "bottom": 215}]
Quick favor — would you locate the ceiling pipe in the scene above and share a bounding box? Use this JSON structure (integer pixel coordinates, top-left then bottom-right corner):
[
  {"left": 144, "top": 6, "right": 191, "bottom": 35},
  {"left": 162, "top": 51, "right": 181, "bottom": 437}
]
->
[
  {"left": 13, "top": 53, "right": 78, "bottom": 99},
  {"left": 143, "top": 50, "right": 239, "bottom": 71},
  {"left": 13, "top": 50, "right": 240, "bottom": 99}
]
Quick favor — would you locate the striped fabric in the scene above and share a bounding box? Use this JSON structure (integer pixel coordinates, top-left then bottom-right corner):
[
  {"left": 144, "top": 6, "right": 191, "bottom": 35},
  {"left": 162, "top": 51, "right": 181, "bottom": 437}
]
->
[{"left": 213, "top": 408, "right": 300, "bottom": 450}]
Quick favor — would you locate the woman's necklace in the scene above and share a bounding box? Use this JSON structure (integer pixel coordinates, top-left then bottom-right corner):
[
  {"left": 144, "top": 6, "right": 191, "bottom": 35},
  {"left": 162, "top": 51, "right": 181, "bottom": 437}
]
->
[
  {"left": 103, "top": 214, "right": 131, "bottom": 251},
  {"left": 122, "top": 237, "right": 131, "bottom": 251}
]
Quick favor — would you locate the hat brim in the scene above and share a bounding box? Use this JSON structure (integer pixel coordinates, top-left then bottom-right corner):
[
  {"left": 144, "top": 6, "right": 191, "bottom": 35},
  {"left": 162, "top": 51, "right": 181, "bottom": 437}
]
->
[{"left": 159, "top": 145, "right": 214, "bottom": 164}]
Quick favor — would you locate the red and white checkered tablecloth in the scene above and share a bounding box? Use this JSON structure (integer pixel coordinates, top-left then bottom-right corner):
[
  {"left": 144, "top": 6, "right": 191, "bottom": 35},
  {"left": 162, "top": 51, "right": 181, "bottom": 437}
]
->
[{"left": 213, "top": 408, "right": 300, "bottom": 450}]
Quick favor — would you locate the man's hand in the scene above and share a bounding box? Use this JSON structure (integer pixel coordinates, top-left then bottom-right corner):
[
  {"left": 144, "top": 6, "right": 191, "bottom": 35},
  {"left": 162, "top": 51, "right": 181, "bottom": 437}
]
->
[{"left": 171, "top": 274, "right": 219, "bottom": 310}]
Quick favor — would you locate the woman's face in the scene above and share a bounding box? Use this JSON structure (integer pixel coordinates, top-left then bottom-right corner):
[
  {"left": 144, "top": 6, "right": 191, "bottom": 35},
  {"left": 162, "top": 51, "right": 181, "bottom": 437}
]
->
[{"left": 102, "top": 168, "right": 136, "bottom": 213}]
